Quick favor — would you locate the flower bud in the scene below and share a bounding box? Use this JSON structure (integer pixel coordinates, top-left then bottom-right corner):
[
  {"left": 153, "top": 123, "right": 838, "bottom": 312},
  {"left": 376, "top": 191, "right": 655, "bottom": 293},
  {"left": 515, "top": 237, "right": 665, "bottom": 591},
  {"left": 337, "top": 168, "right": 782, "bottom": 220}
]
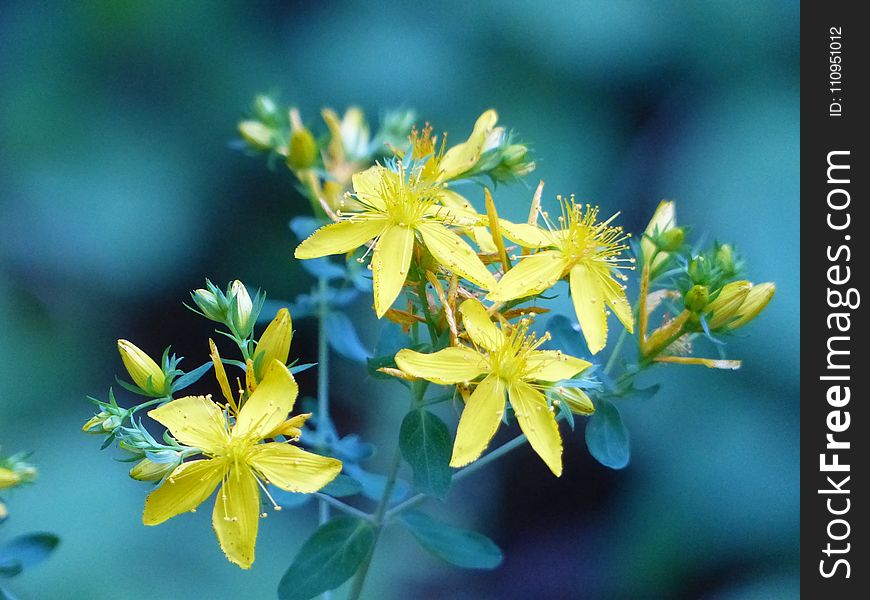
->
[
  {"left": 287, "top": 126, "right": 318, "bottom": 171},
  {"left": 253, "top": 308, "right": 293, "bottom": 381},
  {"left": 715, "top": 243, "right": 735, "bottom": 274},
  {"left": 254, "top": 94, "right": 278, "bottom": 120},
  {"left": 191, "top": 287, "right": 226, "bottom": 322},
  {"left": 728, "top": 282, "right": 775, "bottom": 329},
  {"left": 238, "top": 120, "right": 273, "bottom": 151},
  {"left": 707, "top": 281, "right": 751, "bottom": 328},
  {"left": 129, "top": 455, "right": 180, "bottom": 482},
  {"left": 229, "top": 280, "right": 254, "bottom": 337},
  {"left": 559, "top": 388, "right": 595, "bottom": 415},
  {"left": 0, "top": 467, "right": 20, "bottom": 490},
  {"left": 82, "top": 411, "right": 122, "bottom": 434},
  {"left": 658, "top": 227, "right": 685, "bottom": 251},
  {"left": 641, "top": 200, "right": 677, "bottom": 268},
  {"left": 118, "top": 340, "right": 167, "bottom": 396},
  {"left": 684, "top": 285, "right": 710, "bottom": 313}
]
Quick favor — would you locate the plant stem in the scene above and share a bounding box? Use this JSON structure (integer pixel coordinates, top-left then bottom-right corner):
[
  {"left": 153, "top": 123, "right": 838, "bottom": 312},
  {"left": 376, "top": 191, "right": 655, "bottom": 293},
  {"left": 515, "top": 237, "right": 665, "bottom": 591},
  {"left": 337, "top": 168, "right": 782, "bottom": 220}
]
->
[
  {"left": 348, "top": 448, "right": 402, "bottom": 600},
  {"left": 313, "top": 493, "right": 372, "bottom": 522},
  {"left": 603, "top": 329, "right": 628, "bottom": 377},
  {"left": 316, "top": 276, "right": 332, "bottom": 600},
  {"left": 384, "top": 431, "right": 528, "bottom": 522}
]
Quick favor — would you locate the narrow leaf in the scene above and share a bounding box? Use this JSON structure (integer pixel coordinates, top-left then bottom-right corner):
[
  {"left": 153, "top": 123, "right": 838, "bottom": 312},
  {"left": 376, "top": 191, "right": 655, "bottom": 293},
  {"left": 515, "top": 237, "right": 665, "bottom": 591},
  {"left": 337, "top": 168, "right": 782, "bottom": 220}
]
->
[
  {"left": 170, "top": 361, "right": 213, "bottom": 392},
  {"left": 0, "top": 534, "right": 59, "bottom": 578},
  {"left": 325, "top": 311, "right": 370, "bottom": 363}
]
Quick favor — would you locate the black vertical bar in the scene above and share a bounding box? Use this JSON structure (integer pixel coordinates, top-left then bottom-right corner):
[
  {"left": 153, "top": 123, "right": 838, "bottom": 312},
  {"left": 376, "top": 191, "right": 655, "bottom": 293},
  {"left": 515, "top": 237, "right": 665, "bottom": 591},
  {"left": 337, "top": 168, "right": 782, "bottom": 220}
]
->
[{"left": 802, "top": 3, "right": 867, "bottom": 597}]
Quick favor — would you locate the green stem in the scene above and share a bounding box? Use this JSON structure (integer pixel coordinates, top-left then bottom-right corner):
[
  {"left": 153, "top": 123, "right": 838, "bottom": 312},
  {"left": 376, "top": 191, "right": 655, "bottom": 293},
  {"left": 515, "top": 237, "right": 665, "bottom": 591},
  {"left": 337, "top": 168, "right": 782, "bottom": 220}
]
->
[
  {"left": 313, "top": 493, "right": 372, "bottom": 522},
  {"left": 348, "top": 447, "right": 402, "bottom": 600},
  {"left": 603, "top": 329, "right": 628, "bottom": 377},
  {"left": 316, "top": 277, "right": 332, "bottom": 600},
  {"left": 384, "top": 432, "right": 528, "bottom": 522}
]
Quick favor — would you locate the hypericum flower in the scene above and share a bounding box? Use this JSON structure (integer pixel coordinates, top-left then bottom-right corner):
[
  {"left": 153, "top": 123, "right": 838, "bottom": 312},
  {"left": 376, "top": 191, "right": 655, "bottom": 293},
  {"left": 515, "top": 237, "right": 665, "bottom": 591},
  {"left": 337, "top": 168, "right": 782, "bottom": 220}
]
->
[
  {"left": 294, "top": 163, "right": 497, "bottom": 317},
  {"left": 142, "top": 357, "right": 342, "bottom": 569},
  {"left": 118, "top": 340, "right": 167, "bottom": 397},
  {"left": 487, "top": 196, "right": 635, "bottom": 354},
  {"left": 252, "top": 308, "right": 293, "bottom": 382},
  {"left": 395, "top": 298, "right": 591, "bottom": 475}
]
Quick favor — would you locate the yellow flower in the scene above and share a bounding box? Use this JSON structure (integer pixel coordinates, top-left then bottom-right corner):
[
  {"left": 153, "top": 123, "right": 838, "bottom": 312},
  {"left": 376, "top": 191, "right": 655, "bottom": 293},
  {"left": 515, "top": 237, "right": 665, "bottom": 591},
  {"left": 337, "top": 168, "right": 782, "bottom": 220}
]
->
[
  {"left": 118, "top": 339, "right": 167, "bottom": 396},
  {"left": 295, "top": 163, "right": 497, "bottom": 317},
  {"left": 488, "top": 196, "right": 635, "bottom": 354},
  {"left": 0, "top": 467, "right": 20, "bottom": 489},
  {"left": 142, "top": 358, "right": 342, "bottom": 569},
  {"left": 395, "top": 298, "right": 591, "bottom": 476}
]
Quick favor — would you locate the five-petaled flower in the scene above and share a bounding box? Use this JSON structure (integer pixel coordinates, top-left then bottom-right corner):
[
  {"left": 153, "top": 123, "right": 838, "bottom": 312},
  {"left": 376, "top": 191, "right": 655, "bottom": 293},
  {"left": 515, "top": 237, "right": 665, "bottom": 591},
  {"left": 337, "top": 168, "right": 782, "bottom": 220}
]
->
[
  {"left": 294, "top": 163, "right": 497, "bottom": 317},
  {"left": 395, "top": 298, "right": 591, "bottom": 476},
  {"left": 142, "top": 351, "right": 341, "bottom": 569},
  {"left": 488, "top": 196, "right": 635, "bottom": 354}
]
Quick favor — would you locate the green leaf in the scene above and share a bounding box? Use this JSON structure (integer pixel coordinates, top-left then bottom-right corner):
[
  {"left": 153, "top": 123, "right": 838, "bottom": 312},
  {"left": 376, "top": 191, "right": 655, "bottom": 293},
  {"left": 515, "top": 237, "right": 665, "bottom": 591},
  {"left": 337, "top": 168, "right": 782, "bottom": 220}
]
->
[
  {"left": 399, "top": 511, "right": 503, "bottom": 570},
  {"left": 0, "top": 533, "right": 59, "bottom": 579},
  {"left": 325, "top": 311, "right": 370, "bottom": 363},
  {"left": 585, "top": 397, "right": 630, "bottom": 469},
  {"left": 321, "top": 473, "right": 363, "bottom": 498},
  {"left": 399, "top": 409, "right": 452, "bottom": 499},
  {"left": 277, "top": 517, "right": 375, "bottom": 600},
  {"left": 170, "top": 361, "right": 213, "bottom": 392}
]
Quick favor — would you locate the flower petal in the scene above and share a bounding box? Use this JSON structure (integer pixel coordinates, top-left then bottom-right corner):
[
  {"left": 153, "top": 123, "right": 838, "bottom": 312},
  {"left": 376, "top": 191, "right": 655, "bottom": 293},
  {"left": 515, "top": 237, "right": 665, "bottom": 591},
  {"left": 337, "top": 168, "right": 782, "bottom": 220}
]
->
[
  {"left": 523, "top": 350, "right": 591, "bottom": 382},
  {"left": 148, "top": 396, "right": 229, "bottom": 452},
  {"left": 372, "top": 225, "right": 415, "bottom": 318},
  {"left": 209, "top": 339, "right": 236, "bottom": 407},
  {"left": 438, "top": 109, "right": 498, "bottom": 180},
  {"left": 498, "top": 220, "right": 553, "bottom": 248},
  {"left": 508, "top": 381, "right": 562, "bottom": 476},
  {"left": 294, "top": 217, "right": 387, "bottom": 259},
  {"left": 234, "top": 360, "right": 298, "bottom": 440},
  {"left": 458, "top": 298, "right": 504, "bottom": 351},
  {"left": 486, "top": 250, "right": 568, "bottom": 302},
  {"left": 351, "top": 166, "right": 388, "bottom": 211},
  {"left": 249, "top": 443, "right": 342, "bottom": 493},
  {"left": 417, "top": 222, "right": 496, "bottom": 291},
  {"left": 569, "top": 263, "right": 609, "bottom": 354},
  {"left": 593, "top": 263, "right": 634, "bottom": 332},
  {"left": 212, "top": 465, "right": 260, "bottom": 569},
  {"left": 395, "top": 347, "right": 487, "bottom": 385},
  {"left": 450, "top": 375, "right": 506, "bottom": 468},
  {"left": 142, "top": 459, "right": 224, "bottom": 525}
]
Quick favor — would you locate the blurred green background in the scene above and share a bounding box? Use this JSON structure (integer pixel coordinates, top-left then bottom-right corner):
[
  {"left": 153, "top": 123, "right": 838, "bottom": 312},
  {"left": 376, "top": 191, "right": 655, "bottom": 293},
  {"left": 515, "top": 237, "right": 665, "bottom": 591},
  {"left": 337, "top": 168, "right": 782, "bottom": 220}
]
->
[{"left": 0, "top": 1, "right": 798, "bottom": 598}]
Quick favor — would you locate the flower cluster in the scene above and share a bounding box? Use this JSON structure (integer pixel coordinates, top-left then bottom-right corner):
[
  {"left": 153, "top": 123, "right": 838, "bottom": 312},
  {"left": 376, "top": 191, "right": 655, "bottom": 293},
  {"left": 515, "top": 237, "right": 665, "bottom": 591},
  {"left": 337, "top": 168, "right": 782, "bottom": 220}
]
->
[
  {"left": 83, "top": 281, "right": 340, "bottom": 569},
  {"left": 82, "top": 104, "right": 776, "bottom": 599}
]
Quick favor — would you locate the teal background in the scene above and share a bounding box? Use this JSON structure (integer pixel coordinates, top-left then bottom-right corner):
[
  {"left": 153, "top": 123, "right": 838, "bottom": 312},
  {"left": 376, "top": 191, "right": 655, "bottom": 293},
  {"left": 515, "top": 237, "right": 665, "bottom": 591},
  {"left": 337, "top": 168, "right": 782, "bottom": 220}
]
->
[{"left": 1, "top": 2, "right": 798, "bottom": 598}]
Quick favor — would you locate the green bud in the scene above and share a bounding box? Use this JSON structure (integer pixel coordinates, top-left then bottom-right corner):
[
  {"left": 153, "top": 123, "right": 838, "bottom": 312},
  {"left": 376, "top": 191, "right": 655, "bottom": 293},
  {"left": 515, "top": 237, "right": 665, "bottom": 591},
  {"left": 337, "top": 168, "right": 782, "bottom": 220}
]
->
[
  {"left": 716, "top": 243, "right": 735, "bottom": 273},
  {"left": 684, "top": 285, "right": 710, "bottom": 312},
  {"left": 658, "top": 227, "right": 685, "bottom": 252},
  {"left": 191, "top": 287, "right": 226, "bottom": 322},
  {"left": 254, "top": 94, "right": 279, "bottom": 120},
  {"left": 287, "top": 126, "right": 318, "bottom": 171},
  {"left": 130, "top": 455, "right": 180, "bottom": 482},
  {"left": 229, "top": 280, "right": 254, "bottom": 337},
  {"left": 238, "top": 120, "right": 273, "bottom": 151}
]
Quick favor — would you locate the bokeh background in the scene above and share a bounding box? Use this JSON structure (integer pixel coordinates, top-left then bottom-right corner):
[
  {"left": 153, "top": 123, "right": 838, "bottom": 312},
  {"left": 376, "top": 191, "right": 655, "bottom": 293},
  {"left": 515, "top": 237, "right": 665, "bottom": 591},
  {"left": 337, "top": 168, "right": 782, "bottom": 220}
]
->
[{"left": 0, "top": 2, "right": 798, "bottom": 598}]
